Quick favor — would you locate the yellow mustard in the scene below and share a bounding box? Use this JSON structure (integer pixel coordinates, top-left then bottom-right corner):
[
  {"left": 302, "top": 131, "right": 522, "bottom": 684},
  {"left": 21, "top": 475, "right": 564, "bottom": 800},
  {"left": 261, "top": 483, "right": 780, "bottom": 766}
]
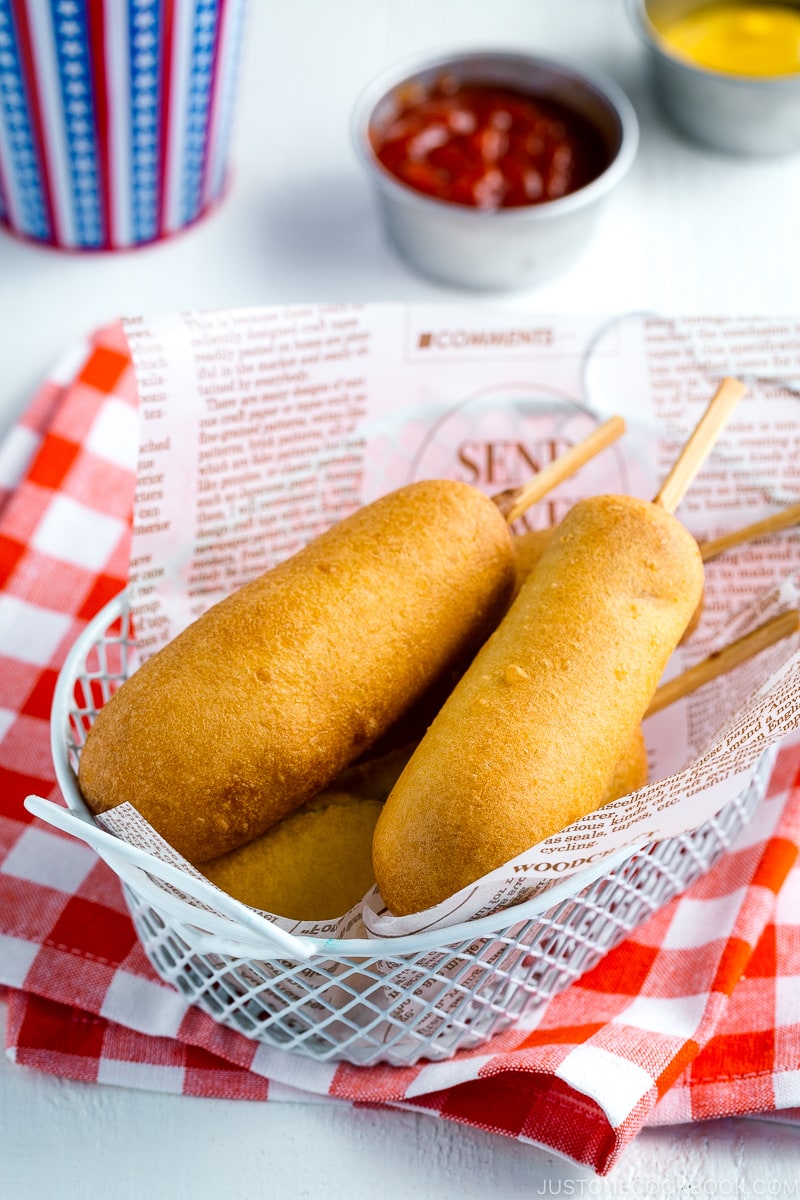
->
[{"left": 659, "top": 3, "right": 800, "bottom": 76}]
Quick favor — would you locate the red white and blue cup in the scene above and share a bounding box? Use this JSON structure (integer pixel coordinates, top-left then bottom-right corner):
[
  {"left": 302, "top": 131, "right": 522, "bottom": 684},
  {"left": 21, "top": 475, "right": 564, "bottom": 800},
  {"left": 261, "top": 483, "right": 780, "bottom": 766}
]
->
[{"left": 0, "top": 0, "right": 248, "bottom": 251}]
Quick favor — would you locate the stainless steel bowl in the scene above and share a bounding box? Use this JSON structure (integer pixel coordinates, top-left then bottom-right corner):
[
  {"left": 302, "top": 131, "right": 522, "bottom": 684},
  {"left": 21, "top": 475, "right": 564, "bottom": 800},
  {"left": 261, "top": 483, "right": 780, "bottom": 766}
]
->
[
  {"left": 627, "top": 0, "right": 800, "bottom": 155},
  {"left": 351, "top": 50, "right": 639, "bottom": 290}
]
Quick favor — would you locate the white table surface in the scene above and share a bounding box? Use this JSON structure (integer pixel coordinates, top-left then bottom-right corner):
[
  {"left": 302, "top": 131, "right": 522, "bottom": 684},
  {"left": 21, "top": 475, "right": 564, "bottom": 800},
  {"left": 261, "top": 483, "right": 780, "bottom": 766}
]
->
[{"left": 2, "top": 1, "right": 800, "bottom": 1194}]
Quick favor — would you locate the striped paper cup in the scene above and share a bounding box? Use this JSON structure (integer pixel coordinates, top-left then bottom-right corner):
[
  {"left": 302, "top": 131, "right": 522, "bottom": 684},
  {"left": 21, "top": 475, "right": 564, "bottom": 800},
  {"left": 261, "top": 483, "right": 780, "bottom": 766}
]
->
[{"left": 0, "top": 0, "right": 248, "bottom": 251}]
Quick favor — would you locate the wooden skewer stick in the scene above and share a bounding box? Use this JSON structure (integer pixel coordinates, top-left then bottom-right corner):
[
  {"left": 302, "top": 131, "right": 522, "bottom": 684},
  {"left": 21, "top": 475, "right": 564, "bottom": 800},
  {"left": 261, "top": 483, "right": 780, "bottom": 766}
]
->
[
  {"left": 493, "top": 415, "right": 626, "bottom": 525},
  {"left": 699, "top": 503, "right": 800, "bottom": 563},
  {"left": 645, "top": 609, "right": 800, "bottom": 718},
  {"left": 653, "top": 377, "right": 747, "bottom": 515}
]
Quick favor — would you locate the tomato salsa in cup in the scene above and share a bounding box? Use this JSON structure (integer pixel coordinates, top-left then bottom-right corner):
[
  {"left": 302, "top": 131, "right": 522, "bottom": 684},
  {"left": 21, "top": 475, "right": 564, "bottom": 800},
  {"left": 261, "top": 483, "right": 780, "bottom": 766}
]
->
[
  {"left": 369, "top": 75, "right": 610, "bottom": 210},
  {"left": 353, "top": 51, "right": 638, "bottom": 288}
]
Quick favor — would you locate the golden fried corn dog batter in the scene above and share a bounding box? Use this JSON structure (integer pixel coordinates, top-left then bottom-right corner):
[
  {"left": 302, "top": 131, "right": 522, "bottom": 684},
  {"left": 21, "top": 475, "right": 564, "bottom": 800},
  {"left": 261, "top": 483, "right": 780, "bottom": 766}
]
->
[
  {"left": 79, "top": 480, "right": 515, "bottom": 863},
  {"left": 201, "top": 791, "right": 383, "bottom": 921},
  {"left": 373, "top": 494, "right": 704, "bottom": 916}
]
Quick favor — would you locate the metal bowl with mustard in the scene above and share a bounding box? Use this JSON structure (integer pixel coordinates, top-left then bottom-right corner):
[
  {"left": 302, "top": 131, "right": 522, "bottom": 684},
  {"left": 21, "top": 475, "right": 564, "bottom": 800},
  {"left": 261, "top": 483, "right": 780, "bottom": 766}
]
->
[{"left": 627, "top": 0, "right": 800, "bottom": 154}]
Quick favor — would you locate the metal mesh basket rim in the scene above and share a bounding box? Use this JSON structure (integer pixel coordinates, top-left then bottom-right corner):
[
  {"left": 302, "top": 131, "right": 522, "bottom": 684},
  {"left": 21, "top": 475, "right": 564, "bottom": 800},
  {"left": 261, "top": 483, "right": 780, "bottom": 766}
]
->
[{"left": 50, "top": 590, "right": 769, "bottom": 963}]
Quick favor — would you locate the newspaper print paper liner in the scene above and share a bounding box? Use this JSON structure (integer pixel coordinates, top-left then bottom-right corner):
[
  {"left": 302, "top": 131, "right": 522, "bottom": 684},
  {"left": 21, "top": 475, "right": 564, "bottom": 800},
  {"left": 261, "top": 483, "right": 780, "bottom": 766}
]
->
[{"left": 42, "top": 589, "right": 774, "bottom": 1068}]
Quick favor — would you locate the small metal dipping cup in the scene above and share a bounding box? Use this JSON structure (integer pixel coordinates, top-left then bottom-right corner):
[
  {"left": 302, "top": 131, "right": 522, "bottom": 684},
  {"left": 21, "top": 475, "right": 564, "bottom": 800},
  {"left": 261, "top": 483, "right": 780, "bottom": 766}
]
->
[
  {"left": 627, "top": 0, "right": 800, "bottom": 155},
  {"left": 351, "top": 50, "right": 638, "bottom": 290}
]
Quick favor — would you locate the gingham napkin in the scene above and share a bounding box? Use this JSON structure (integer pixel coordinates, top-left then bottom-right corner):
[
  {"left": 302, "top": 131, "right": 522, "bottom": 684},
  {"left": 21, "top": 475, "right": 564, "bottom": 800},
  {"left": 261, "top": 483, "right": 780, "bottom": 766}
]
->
[{"left": 2, "top": 327, "right": 800, "bottom": 1176}]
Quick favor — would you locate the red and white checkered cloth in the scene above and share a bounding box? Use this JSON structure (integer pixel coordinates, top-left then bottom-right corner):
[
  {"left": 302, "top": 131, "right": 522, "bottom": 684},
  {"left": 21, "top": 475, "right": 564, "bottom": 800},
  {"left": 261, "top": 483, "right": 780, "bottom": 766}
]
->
[{"left": 2, "top": 326, "right": 800, "bottom": 1176}]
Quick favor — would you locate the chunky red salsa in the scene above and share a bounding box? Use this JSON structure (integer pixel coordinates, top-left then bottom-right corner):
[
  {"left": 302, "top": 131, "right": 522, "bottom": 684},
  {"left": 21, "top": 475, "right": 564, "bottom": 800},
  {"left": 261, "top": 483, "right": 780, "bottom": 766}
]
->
[{"left": 370, "top": 78, "right": 609, "bottom": 210}]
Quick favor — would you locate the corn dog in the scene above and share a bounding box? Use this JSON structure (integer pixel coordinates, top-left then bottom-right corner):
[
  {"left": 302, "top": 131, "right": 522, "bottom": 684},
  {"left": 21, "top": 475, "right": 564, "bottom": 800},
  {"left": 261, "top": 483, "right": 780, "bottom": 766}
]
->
[
  {"left": 513, "top": 526, "right": 554, "bottom": 595},
  {"left": 198, "top": 740, "right": 415, "bottom": 920},
  {"left": 200, "top": 721, "right": 649, "bottom": 921},
  {"left": 371, "top": 382, "right": 742, "bottom": 916},
  {"left": 513, "top": 500, "right": 800, "bottom": 629},
  {"left": 204, "top": 604, "right": 800, "bottom": 923},
  {"left": 79, "top": 415, "right": 628, "bottom": 863},
  {"left": 606, "top": 725, "right": 649, "bottom": 799},
  {"left": 512, "top": 522, "right": 706, "bottom": 639},
  {"left": 201, "top": 790, "right": 383, "bottom": 921},
  {"left": 78, "top": 480, "right": 515, "bottom": 863},
  {"left": 372, "top": 493, "right": 705, "bottom": 916}
]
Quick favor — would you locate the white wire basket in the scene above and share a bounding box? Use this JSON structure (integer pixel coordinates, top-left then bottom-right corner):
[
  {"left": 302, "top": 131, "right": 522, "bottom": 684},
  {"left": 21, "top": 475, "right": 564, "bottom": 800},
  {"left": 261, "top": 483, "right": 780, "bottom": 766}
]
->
[{"left": 35, "top": 591, "right": 774, "bottom": 1068}]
